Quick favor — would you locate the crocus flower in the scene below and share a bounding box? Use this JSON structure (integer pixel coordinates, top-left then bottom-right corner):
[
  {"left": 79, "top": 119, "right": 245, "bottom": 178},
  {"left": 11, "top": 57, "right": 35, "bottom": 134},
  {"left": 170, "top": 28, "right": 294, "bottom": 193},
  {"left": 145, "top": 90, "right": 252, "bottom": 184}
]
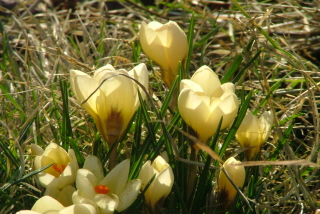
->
[
  {"left": 235, "top": 110, "right": 273, "bottom": 160},
  {"left": 139, "top": 20, "right": 188, "bottom": 88},
  {"left": 72, "top": 156, "right": 141, "bottom": 214},
  {"left": 16, "top": 196, "right": 97, "bottom": 214},
  {"left": 138, "top": 155, "right": 174, "bottom": 213},
  {"left": 218, "top": 157, "right": 245, "bottom": 205},
  {"left": 33, "top": 143, "right": 79, "bottom": 190},
  {"left": 70, "top": 64, "right": 149, "bottom": 151},
  {"left": 178, "top": 65, "right": 239, "bottom": 143}
]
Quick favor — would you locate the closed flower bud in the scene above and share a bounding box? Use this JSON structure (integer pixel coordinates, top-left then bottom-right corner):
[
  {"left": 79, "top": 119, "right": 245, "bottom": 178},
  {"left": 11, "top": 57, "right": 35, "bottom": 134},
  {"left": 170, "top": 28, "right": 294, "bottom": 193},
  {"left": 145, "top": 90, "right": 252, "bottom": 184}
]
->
[
  {"left": 139, "top": 21, "right": 188, "bottom": 88},
  {"left": 218, "top": 157, "right": 245, "bottom": 206},
  {"left": 235, "top": 110, "right": 273, "bottom": 160},
  {"left": 178, "top": 65, "right": 239, "bottom": 143},
  {"left": 138, "top": 155, "right": 174, "bottom": 213}
]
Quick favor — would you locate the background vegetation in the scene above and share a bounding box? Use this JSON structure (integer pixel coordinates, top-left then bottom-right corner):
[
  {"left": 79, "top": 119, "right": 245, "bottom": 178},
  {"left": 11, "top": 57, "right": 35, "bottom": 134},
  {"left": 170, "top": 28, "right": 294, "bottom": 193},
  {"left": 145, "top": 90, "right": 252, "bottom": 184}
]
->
[{"left": 0, "top": 0, "right": 319, "bottom": 213}]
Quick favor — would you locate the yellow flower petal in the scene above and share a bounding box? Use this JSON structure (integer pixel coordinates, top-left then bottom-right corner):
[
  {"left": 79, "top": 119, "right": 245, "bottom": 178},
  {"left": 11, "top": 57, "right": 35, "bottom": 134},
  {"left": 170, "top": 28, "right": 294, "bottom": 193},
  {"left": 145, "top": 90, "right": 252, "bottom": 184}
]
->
[
  {"left": 128, "top": 63, "right": 149, "bottom": 101},
  {"left": 151, "top": 156, "right": 169, "bottom": 173},
  {"left": 178, "top": 88, "right": 211, "bottom": 142},
  {"left": 190, "top": 65, "right": 222, "bottom": 97},
  {"left": 100, "top": 159, "right": 130, "bottom": 196},
  {"left": 259, "top": 111, "right": 274, "bottom": 142},
  {"left": 138, "top": 160, "right": 158, "bottom": 190},
  {"left": 149, "top": 167, "right": 174, "bottom": 210},
  {"left": 31, "top": 196, "right": 64, "bottom": 213},
  {"left": 83, "top": 155, "right": 104, "bottom": 182},
  {"left": 70, "top": 69, "right": 100, "bottom": 117},
  {"left": 76, "top": 169, "right": 97, "bottom": 199},
  {"left": 28, "top": 144, "right": 43, "bottom": 156},
  {"left": 116, "top": 179, "right": 142, "bottom": 212},
  {"left": 72, "top": 190, "right": 98, "bottom": 209},
  {"left": 59, "top": 204, "right": 97, "bottom": 214},
  {"left": 16, "top": 211, "right": 40, "bottom": 214},
  {"left": 94, "top": 194, "right": 119, "bottom": 214}
]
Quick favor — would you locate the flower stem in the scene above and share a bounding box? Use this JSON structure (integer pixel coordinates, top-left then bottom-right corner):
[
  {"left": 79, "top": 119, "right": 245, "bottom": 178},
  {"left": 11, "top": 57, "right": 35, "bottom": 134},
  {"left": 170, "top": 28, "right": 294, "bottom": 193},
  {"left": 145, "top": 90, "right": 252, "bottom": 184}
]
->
[{"left": 107, "top": 136, "right": 119, "bottom": 170}]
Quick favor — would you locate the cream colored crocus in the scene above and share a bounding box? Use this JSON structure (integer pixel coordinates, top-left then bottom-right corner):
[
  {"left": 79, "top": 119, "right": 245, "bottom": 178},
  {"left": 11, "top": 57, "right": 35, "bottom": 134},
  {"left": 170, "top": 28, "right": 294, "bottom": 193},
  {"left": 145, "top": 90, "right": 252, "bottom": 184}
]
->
[
  {"left": 33, "top": 143, "right": 79, "bottom": 190},
  {"left": 70, "top": 64, "right": 149, "bottom": 166},
  {"left": 178, "top": 65, "right": 239, "bottom": 143},
  {"left": 218, "top": 157, "right": 245, "bottom": 206},
  {"left": 235, "top": 110, "right": 273, "bottom": 160},
  {"left": 138, "top": 155, "right": 174, "bottom": 213},
  {"left": 139, "top": 21, "right": 188, "bottom": 88},
  {"left": 16, "top": 196, "right": 97, "bottom": 214},
  {"left": 73, "top": 156, "right": 141, "bottom": 214}
]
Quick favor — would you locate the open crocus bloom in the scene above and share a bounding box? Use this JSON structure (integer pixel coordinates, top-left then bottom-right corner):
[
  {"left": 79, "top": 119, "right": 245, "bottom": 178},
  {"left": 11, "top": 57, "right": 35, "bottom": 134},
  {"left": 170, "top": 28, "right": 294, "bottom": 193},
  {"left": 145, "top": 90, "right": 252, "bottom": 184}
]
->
[
  {"left": 178, "top": 65, "right": 239, "bottom": 143},
  {"left": 138, "top": 155, "right": 174, "bottom": 212},
  {"left": 235, "top": 110, "right": 273, "bottom": 160},
  {"left": 70, "top": 64, "right": 149, "bottom": 147},
  {"left": 218, "top": 157, "right": 245, "bottom": 204},
  {"left": 73, "top": 156, "right": 141, "bottom": 214},
  {"left": 33, "top": 143, "right": 79, "bottom": 190},
  {"left": 16, "top": 196, "right": 97, "bottom": 214},
  {"left": 139, "top": 21, "right": 188, "bottom": 88}
]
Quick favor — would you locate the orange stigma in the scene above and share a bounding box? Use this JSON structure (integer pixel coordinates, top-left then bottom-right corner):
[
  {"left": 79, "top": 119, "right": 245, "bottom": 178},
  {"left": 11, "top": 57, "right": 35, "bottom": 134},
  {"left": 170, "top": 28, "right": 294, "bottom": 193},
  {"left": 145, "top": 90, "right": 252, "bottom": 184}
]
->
[
  {"left": 52, "top": 164, "right": 67, "bottom": 174},
  {"left": 94, "top": 185, "right": 110, "bottom": 194}
]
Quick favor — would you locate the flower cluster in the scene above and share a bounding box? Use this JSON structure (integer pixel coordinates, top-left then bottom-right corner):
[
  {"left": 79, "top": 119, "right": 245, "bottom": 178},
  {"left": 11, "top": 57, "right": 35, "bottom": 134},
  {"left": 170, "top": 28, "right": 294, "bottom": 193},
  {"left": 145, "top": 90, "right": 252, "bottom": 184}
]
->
[
  {"left": 20, "top": 19, "right": 275, "bottom": 213},
  {"left": 138, "top": 20, "right": 273, "bottom": 210},
  {"left": 22, "top": 144, "right": 173, "bottom": 214}
]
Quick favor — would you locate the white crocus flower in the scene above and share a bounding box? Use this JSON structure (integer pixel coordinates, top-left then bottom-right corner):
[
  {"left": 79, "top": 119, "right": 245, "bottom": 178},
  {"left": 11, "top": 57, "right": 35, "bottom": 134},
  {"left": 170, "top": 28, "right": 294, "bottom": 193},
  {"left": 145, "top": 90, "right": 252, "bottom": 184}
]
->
[
  {"left": 33, "top": 143, "right": 79, "bottom": 190},
  {"left": 73, "top": 156, "right": 141, "bottom": 214},
  {"left": 235, "top": 110, "right": 273, "bottom": 160},
  {"left": 139, "top": 155, "right": 174, "bottom": 212},
  {"left": 139, "top": 21, "right": 188, "bottom": 88},
  {"left": 218, "top": 157, "right": 245, "bottom": 205},
  {"left": 178, "top": 65, "right": 239, "bottom": 143},
  {"left": 70, "top": 64, "right": 149, "bottom": 155}
]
